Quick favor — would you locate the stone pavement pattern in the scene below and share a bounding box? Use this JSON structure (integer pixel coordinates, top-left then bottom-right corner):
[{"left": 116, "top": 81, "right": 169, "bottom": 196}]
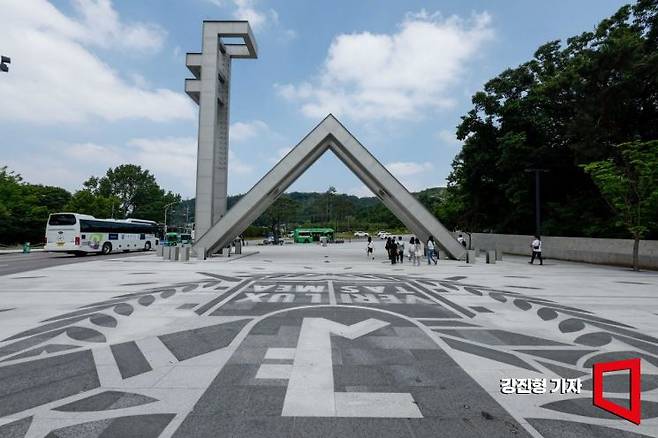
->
[{"left": 0, "top": 242, "right": 657, "bottom": 437}]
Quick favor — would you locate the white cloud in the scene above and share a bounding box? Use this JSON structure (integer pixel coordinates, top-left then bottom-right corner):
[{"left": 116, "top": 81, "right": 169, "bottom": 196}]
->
[
  {"left": 228, "top": 150, "right": 255, "bottom": 175},
  {"left": 436, "top": 129, "right": 461, "bottom": 147},
  {"left": 385, "top": 161, "right": 435, "bottom": 192},
  {"left": 127, "top": 137, "right": 198, "bottom": 186},
  {"left": 232, "top": 0, "right": 268, "bottom": 30},
  {"left": 276, "top": 147, "right": 292, "bottom": 159},
  {"left": 267, "top": 146, "right": 292, "bottom": 164},
  {"left": 63, "top": 142, "right": 122, "bottom": 163},
  {"left": 172, "top": 45, "right": 182, "bottom": 61},
  {"left": 230, "top": 120, "right": 270, "bottom": 143},
  {"left": 72, "top": 0, "right": 167, "bottom": 51},
  {"left": 386, "top": 161, "right": 433, "bottom": 177},
  {"left": 8, "top": 134, "right": 260, "bottom": 197},
  {"left": 0, "top": 0, "right": 194, "bottom": 124},
  {"left": 276, "top": 11, "right": 493, "bottom": 121},
  {"left": 205, "top": 0, "right": 295, "bottom": 36},
  {"left": 280, "top": 29, "right": 298, "bottom": 42},
  {"left": 347, "top": 185, "right": 375, "bottom": 198}
]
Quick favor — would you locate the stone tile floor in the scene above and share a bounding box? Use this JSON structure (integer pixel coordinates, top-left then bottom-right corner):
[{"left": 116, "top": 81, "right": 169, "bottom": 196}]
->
[{"left": 0, "top": 241, "right": 657, "bottom": 437}]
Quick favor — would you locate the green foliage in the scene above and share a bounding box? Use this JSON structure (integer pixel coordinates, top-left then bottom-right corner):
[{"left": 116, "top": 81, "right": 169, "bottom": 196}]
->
[
  {"left": 77, "top": 164, "right": 181, "bottom": 222},
  {"left": 171, "top": 188, "right": 444, "bottom": 236},
  {"left": 582, "top": 140, "right": 658, "bottom": 239},
  {"left": 64, "top": 190, "right": 118, "bottom": 219},
  {"left": 261, "top": 194, "right": 301, "bottom": 240},
  {"left": 443, "top": 0, "right": 658, "bottom": 238},
  {"left": 0, "top": 166, "right": 72, "bottom": 244},
  {"left": 0, "top": 163, "right": 183, "bottom": 245}
]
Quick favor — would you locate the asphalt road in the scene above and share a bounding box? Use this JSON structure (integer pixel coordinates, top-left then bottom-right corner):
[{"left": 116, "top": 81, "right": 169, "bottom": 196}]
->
[{"left": 0, "top": 250, "right": 149, "bottom": 276}]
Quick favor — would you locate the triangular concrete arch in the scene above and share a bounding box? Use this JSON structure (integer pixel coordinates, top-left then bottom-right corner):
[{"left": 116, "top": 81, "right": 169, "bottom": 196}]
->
[{"left": 193, "top": 114, "right": 466, "bottom": 260}]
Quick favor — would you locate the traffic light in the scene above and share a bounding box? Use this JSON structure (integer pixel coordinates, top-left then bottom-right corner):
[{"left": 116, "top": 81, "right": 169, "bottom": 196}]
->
[{"left": 0, "top": 56, "right": 10, "bottom": 73}]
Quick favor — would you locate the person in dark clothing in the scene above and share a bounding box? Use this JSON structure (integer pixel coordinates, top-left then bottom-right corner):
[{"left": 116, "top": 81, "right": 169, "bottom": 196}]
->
[{"left": 386, "top": 237, "right": 396, "bottom": 264}]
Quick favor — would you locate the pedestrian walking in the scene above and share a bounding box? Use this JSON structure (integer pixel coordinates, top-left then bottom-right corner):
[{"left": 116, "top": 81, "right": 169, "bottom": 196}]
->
[
  {"left": 529, "top": 235, "right": 543, "bottom": 265},
  {"left": 426, "top": 235, "right": 437, "bottom": 265},
  {"left": 414, "top": 237, "right": 422, "bottom": 266},
  {"left": 457, "top": 234, "right": 467, "bottom": 248},
  {"left": 408, "top": 236, "right": 416, "bottom": 264},
  {"left": 366, "top": 236, "right": 374, "bottom": 260},
  {"left": 385, "top": 237, "right": 396, "bottom": 264},
  {"left": 397, "top": 236, "right": 404, "bottom": 264}
]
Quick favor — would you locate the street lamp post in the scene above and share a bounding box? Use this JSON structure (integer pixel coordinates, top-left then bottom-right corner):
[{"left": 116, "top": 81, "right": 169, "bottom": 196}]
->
[
  {"left": 163, "top": 201, "right": 177, "bottom": 234},
  {"left": 524, "top": 168, "right": 549, "bottom": 236}
]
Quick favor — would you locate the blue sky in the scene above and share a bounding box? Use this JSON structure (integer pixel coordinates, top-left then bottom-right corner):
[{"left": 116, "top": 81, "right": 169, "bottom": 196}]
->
[{"left": 1, "top": 0, "right": 629, "bottom": 199}]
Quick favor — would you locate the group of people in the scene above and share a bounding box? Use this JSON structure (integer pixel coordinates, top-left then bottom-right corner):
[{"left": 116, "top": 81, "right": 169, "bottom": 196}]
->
[
  {"left": 367, "top": 235, "right": 439, "bottom": 266},
  {"left": 366, "top": 233, "right": 544, "bottom": 265}
]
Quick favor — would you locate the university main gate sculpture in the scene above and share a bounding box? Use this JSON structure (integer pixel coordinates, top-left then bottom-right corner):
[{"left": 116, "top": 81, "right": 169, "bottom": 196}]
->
[{"left": 185, "top": 21, "right": 465, "bottom": 260}]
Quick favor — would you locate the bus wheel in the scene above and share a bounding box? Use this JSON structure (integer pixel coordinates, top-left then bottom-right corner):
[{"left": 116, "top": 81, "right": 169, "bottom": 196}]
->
[
  {"left": 144, "top": 241, "right": 151, "bottom": 251},
  {"left": 101, "top": 242, "right": 112, "bottom": 255}
]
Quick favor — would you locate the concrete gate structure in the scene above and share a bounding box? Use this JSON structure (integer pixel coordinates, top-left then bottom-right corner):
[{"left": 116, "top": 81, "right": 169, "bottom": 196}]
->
[
  {"left": 185, "top": 21, "right": 257, "bottom": 239},
  {"left": 186, "top": 21, "right": 465, "bottom": 261}
]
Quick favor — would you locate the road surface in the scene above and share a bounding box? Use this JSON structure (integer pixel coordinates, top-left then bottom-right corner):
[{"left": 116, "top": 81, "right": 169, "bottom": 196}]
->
[{"left": 0, "top": 250, "right": 150, "bottom": 276}]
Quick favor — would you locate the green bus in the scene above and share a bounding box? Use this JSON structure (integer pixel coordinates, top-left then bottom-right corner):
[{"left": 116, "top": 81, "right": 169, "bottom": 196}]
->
[
  {"left": 164, "top": 231, "right": 193, "bottom": 246},
  {"left": 293, "top": 227, "right": 334, "bottom": 243}
]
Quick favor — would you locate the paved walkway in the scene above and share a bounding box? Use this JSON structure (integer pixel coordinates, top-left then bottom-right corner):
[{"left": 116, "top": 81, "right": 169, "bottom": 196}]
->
[{"left": 0, "top": 241, "right": 657, "bottom": 437}]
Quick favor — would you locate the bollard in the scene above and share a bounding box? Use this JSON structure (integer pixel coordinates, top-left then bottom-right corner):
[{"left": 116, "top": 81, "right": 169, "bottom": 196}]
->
[
  {"left": 179, "top": 246, "right": 190, "bottom": 262},
  {"left": 486, "top": 250, "right": 496, "bottom": 264},
  {"left": 466, "top": 250, "right": 476, "bottom": 264},
  {"left": 495, "top": 249, "right": 503, "bottom": 261},
  {"left": 171, "top": 246, "right": 180, "bottom": 261},
  {"left": 474, "top": 247, "right": 480, "bottom": 257},
  {"left": 163, "top": 246, "right": 171, "bottom": 260},
  {"left": 157, "top": 245, "right": 164, "bottom": 257},
  {"left": 196, "top": 246, "right": 207, "bottom": 261},
  {"left": 234, "top": 238, "right": 242, "bottom": 254}
]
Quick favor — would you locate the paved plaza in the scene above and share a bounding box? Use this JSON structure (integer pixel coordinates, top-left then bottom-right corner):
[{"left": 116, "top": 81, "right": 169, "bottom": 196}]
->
[{"left": 0, "top": 242, "right": 657, "bottom": 437}]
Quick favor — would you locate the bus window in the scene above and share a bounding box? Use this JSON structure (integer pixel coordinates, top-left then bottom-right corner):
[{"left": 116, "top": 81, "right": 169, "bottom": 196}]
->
[{"left": 48, "top": 214, "right": 76, "bottom": 226}]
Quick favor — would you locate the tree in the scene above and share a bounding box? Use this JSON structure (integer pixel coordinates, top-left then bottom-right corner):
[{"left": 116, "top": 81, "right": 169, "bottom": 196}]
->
[
  {"left": 0, "top": 167, "right": 72, "bottom": 244},
  {"left": 445, "top": 1, "right": 658, "bottom": 238},
  {"left": 82, "top": 164, "right": 180, "bottom": 222},
  {"left": 64, "top": 190, "right": 118, "bottom": 218},
  {"left": 582, "top": 140, "right": 658, "bottom": 271},
  {"left": 261, "top": 195, "right": 300, "bottom": 242}
]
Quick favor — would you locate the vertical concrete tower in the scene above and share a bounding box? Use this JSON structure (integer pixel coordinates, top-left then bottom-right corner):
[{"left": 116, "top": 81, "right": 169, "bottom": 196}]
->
[{"left": 185, "top": 21, "right": 257, "bottom": 239}]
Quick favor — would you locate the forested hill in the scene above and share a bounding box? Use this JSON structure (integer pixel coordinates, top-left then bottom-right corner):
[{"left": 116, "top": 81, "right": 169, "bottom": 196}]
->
[{"left": 173, "top": 187, "right": 445, "bottom": 233}]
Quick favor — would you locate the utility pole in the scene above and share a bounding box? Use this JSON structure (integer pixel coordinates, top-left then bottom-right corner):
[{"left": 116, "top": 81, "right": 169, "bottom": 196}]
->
[
  {"left": 164, "top": 201, "right": 178, "bottom": 234},
  {"left": 524, "top": 168, "right": 549, "bottom": 236}
]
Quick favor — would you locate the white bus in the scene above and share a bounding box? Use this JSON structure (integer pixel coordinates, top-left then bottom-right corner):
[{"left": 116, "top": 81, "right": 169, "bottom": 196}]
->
[{"left": 45, "top": 213, "right": 159, "bottom": 255}]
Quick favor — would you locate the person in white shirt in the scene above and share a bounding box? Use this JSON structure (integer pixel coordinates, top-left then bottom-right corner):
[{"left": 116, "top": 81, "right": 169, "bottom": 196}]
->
[
  {"left": 397, "top": 236, "right": 405, "bottom": 263},
  {"left": 457, "top": 234, "right": 466, "bottom": 247},
  {"left": 426, "top": 235, "right": 437, "bottom": 265},
  {"left": 366, "top": 236, "right": 374, "bottom": 260},
  {"left": 408, "top": 236, "right": 415, "bottom": 263},
  {"left": 529, "top": 235, "right": 543, "bottom": 265}
]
